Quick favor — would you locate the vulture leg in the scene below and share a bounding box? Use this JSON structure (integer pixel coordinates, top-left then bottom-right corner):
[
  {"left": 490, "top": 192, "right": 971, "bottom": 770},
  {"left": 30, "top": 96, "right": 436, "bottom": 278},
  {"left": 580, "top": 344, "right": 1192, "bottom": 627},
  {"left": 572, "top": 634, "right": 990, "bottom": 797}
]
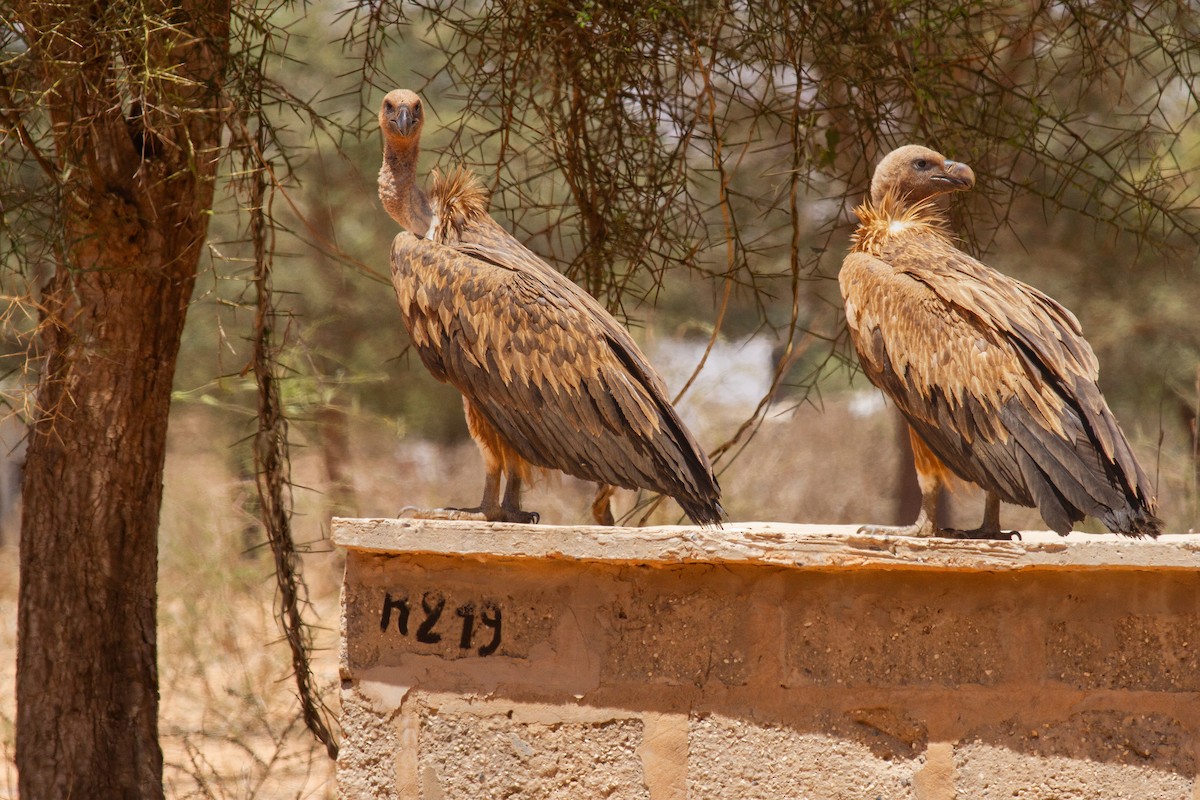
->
[
  {"left": 981, "top": 491, "right": 1002, "bottom": 534},
  {"left": 498, "top": 473, "right": 539, "bottom": 524},
  {"left": 395, "top": 480, "right": 494, "bottom": 520},
  {"left": 433, "top": 399, "right": 500, "bottom": 520},
  {"left": 858, "top": 482, "right": 939, "bottom": 537},
  {"left": 946, "top": 491, "right": 1019, "bottom": 541},
  {"left": 456, "top": 398, "right": 540, "bottom": 523},
  {"left": 427, "top": 466, "right": 499, "bottom": 521},
  {"left": 858, "top": 427, "right": 942, "bottom": 537},
  {"left": 591, "top": 484, "right": 616, "bottom": 526}
]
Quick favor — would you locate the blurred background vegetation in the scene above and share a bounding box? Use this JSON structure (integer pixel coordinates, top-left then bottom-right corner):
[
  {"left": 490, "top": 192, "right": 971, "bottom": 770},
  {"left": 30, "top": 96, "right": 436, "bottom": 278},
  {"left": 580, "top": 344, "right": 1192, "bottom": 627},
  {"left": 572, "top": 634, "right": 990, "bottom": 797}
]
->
[{"left": 2, "top": 0, "right": 1199, "bottom": 793}]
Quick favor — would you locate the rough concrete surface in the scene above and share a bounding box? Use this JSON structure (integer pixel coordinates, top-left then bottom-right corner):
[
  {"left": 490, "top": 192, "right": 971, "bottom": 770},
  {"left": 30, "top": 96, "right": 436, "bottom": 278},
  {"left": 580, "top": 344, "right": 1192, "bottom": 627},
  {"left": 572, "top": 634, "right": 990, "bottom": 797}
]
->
[
  {"left": 418, "top": 705, "right": 648, "bottom": 799},
  {"left": 955, "top": 741, "right": 1194, "bottom": 799},
  {"left": 601, "top": 582, "right": 754, "bottom": 687},
  {"left": 336, "top": 519, "right": 1200, "bottom": 799},
  {"left": 688, "top": 713, "right": 919, "bottom": 799},
  {"left": 338, "top": 685, "right": 404, "bottom": 800}
]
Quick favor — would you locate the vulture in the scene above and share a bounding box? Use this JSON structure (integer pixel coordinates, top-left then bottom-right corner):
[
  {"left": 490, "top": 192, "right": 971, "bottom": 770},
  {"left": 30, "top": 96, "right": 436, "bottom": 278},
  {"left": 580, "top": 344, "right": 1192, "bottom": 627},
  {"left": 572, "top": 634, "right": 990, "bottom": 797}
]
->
[
  {"left": 377, "top": 89, "right": 723, "bottom": 526},
  {"left": 839, "top": 144, "right": 1161, "bottom": 539}
]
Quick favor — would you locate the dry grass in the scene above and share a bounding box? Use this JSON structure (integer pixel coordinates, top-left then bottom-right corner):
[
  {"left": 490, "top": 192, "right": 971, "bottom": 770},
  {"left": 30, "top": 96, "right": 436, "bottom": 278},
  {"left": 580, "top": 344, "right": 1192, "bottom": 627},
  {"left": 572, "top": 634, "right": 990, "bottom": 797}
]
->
[
  {"left": 155, "top": 411, "right": 341, "bottom": 799},
  {"left": 0, "top": 387, "right": 1193, "bottom": 798}
]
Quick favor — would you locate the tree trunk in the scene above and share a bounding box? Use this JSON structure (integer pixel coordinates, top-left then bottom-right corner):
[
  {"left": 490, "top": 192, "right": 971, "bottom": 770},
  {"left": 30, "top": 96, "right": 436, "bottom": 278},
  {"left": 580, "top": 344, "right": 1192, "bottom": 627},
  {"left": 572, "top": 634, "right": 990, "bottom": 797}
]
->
[
  {"left": 14, "top": 3, "right": 230, "bottom": 797},
  {"left": 18, "top": 243, "right": 195, "bottom": 798}
]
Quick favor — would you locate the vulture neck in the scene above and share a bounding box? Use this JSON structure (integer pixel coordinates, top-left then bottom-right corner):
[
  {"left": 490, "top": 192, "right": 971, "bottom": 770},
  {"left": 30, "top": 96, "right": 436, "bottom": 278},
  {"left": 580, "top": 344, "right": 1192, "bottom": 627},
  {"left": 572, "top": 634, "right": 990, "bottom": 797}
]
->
[
  {"left": 851, "top": 190, "right": 950, "bottom": 257},
  {"left": 379, "top": 136, "right": 433, "bottom": 236}
]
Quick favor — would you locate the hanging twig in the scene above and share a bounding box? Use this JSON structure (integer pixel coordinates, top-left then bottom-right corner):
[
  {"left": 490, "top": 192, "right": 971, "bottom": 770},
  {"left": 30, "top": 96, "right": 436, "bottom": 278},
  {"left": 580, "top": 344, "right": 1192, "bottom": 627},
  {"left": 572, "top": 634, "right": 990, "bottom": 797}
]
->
[{"left": 239, "top": 106, "right": 340, "bottom": 762}]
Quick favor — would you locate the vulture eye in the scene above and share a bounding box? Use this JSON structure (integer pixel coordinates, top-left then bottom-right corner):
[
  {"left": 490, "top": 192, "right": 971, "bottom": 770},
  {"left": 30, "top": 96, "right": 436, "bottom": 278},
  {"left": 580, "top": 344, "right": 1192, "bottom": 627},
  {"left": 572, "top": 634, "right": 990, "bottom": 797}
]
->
[
  {"left": 914, "top": 158, "right": 930, "bottom": 170},
  {"left": 384, "top": 100, "right": 394, "bottom": 113}
]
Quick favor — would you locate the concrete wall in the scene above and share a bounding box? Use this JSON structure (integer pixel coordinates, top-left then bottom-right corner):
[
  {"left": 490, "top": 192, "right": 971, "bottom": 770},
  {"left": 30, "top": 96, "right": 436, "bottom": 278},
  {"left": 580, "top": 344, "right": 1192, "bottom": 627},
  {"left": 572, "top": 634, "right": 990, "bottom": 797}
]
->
[{"left": 336, "top": 520, "right": 1200, "bottom": 799}]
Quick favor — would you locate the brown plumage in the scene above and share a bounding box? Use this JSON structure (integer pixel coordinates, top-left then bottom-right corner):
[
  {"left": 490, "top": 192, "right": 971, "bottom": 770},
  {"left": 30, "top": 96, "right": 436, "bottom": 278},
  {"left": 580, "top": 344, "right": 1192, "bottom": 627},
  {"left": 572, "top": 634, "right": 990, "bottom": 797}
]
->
[
  {"left": 840, "top": 144, "right": 1161, "bottom": 538},
  {"left": 378, "top": 89, "right": 723, "bottom": 526}
]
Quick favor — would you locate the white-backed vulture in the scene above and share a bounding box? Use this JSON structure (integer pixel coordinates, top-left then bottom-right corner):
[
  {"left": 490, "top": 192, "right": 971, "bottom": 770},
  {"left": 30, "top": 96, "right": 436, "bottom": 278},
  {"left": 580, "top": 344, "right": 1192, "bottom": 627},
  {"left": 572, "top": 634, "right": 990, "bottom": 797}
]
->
[
  {"left": 840, "top": 144, "right": 1161, "bottom": 538},
  {"left": 378, "top": 89, "right": 723, "bottom": 526}
]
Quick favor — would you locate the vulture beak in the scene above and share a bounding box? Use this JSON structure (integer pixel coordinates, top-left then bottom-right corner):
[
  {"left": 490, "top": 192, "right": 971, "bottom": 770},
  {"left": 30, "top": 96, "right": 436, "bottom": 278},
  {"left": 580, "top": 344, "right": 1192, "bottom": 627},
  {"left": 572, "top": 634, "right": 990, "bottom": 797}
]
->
[
  {"left": 391, "top": 105, "right": 419, "bottom": 138},
  {"left": 934, "top": 160, "right": 976, "bottom": 191}
]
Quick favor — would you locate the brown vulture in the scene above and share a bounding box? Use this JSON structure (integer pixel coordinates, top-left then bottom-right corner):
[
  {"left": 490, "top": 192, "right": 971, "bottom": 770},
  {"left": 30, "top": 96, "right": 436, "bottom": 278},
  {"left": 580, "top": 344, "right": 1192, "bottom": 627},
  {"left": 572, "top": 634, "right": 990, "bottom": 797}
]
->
[
  {"left": 377, "top": 89, "right": 723, "bottom": 526},
  {"left": 839, "top": 144, "right": 1161, "bottom": 538}
]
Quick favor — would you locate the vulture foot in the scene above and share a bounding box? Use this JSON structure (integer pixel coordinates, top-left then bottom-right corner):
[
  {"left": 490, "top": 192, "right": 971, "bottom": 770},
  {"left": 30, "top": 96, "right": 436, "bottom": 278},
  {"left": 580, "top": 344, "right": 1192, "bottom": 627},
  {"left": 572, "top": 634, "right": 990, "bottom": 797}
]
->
[
  {"left": 856, "top": 522, "right": 938, "bottom": 538},
  {"left": 857, "top": 504, "right": 939, "bottom": 538},
  {"left": 397, "top": 505, "right": 540, "bottom": 524},
  {"left": 944, "top": 526, "right": 1021, "bottom": 541},
  {"left": 485, "top": 507, "right": 540, "bottom": 524},
  {"left": 397, "top": 506, "right": 488, "bottom": 521},
  {"left": 438, "top": 504, "right": 540, "bottom": 524}
]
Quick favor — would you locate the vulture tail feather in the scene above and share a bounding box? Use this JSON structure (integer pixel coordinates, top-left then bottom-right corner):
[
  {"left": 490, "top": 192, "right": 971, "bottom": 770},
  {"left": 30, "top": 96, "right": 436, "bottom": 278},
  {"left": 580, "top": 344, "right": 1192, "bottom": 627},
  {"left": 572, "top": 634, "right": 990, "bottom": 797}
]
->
[
  {"left": 1013, "top": 448, "right": 1079, "bottom": 535},
  {"left": 603, "top": 335, "right": 723, "bottom": 526},
  {"left": 1009, "top": 334, "right": 1162, "bottom": 538}
]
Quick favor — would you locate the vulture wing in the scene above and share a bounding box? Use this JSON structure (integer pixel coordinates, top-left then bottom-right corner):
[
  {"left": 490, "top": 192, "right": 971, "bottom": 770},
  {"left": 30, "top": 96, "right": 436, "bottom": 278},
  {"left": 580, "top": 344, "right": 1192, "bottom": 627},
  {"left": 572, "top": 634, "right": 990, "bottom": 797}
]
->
[
  {"left": 841, "top": 227, "right": 1157, "bottom": 536},
  {"left": 391, "top": 231, "right": 721, "bottom": 525},
  {"left": 427, "top": 167, "right": 635, "bottom": 348}
]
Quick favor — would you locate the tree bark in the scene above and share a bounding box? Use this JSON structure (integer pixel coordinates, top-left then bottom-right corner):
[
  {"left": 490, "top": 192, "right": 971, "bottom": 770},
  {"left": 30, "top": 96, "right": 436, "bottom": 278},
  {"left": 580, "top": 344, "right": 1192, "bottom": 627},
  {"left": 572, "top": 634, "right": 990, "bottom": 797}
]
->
[{"left": 14, "top": 3, "right": 230, "bottom": 797}]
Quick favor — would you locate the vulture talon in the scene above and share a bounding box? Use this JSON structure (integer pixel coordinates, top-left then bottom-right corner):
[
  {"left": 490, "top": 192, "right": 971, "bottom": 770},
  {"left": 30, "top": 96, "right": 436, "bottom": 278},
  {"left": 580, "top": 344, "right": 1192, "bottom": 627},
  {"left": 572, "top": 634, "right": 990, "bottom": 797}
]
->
[
  {"left": 856, "top": 523, "right": 936, "bottom": 538},
  {"left": 482, "top": 508, "right": 538, "bottom": 525},
  {"left": 396, "top": 507, "right": 487, "bottom": 521},
  {"left": 944, "top": 527, "right": 1020, "bottom": 542}
]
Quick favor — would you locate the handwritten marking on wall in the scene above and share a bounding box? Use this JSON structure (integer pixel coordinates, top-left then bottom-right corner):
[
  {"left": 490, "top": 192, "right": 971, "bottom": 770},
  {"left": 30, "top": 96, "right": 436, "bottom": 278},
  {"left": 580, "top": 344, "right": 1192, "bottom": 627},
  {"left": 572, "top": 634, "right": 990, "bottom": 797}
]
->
[{"left": 380, "top": 591, "right": 502, "bottom": 657}]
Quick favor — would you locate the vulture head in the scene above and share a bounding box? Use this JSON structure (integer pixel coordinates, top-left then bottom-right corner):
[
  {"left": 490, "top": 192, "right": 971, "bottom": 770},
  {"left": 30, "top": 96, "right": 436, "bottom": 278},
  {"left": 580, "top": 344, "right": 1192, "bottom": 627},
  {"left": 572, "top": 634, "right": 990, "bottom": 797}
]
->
[
  {"left": 379, "top": 89, "right": 425, "bottom": 145},
  {"left": 870, "top": 145, "right": 975, "bottom": 206}
]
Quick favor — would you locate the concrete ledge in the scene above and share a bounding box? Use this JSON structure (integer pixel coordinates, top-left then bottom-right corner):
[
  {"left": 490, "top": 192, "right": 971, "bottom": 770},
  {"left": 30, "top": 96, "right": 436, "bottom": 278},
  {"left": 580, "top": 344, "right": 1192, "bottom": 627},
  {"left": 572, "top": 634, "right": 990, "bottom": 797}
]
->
[
  {"left": 333, "top": 517, "right": 1200, "bottom": 572},
  {"left": 336, "top": 518, "right": 1200, "bottom": 799}
]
